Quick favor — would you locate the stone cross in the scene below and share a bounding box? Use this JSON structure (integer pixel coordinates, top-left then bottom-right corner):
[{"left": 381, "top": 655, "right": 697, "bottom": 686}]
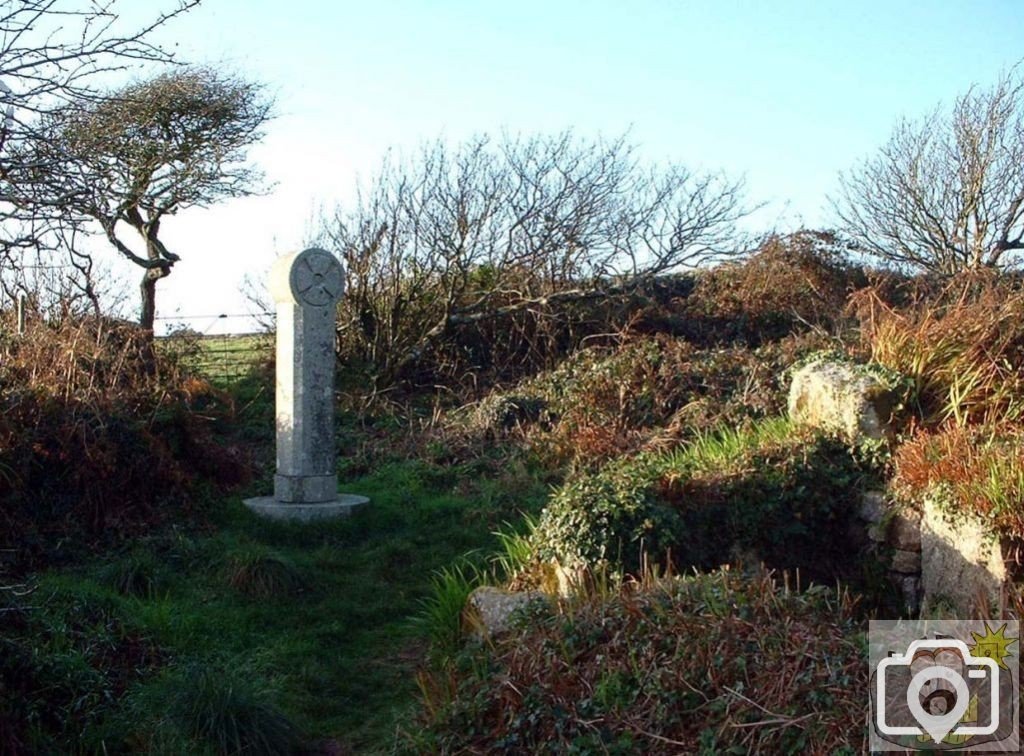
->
[{"left": 244, "top": 248, "right": 368, "bottom": 521}]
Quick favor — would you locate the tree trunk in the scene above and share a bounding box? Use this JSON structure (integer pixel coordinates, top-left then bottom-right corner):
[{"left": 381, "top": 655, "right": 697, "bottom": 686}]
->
[
  {"left": 139, "top": 269, "right": 157, "bottom": 331},
  {"left": 139, "top": 264, "right": 170, "bottom": 332}
]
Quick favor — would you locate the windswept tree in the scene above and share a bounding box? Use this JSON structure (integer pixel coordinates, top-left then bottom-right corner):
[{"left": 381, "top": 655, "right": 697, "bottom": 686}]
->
[
  {"left": 833, "top": 70, "right": 1024, "bottom": 275},
  {"left": 29, "top": 68, "right": 272, "bottom": 329},
  {"left": 0, "top": 0, "right": 200, "bottom": 298},
  {"left": 319, "top": 132, "right": 750, "bottom": 385}
]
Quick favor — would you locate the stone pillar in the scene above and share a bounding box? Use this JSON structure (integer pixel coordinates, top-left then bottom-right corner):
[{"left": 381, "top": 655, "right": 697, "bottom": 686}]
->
[{"left": 244, "top": 248, "right": 368, "bottom": 521}]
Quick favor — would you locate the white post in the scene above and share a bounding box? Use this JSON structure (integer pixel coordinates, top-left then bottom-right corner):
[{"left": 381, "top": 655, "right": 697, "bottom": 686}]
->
[
  {"left": 244, "top": 248, "right": 368, "bottom": 521},
  {"left": 16, "top": 293, "right": 25, "bottom": 336}
]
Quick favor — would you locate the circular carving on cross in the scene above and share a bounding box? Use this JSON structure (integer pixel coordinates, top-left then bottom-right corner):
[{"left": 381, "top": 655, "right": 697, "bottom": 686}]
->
[{"left": 289, "top": 248, "right": 344, "bottom": 307}]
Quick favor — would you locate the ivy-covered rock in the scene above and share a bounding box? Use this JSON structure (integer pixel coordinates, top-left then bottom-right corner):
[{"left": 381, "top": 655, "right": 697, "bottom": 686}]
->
[
  {"left": 473, "top": 394, "right": 550, "bottom": 434},
  {"left": 531, "top": 454, "right": 682, "bottom": 574}
]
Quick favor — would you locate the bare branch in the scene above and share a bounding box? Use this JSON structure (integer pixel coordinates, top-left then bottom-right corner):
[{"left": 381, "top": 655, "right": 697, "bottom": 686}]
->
[
  {"left": 833, "top": 69, "right": 1024, "bottom": 275},
  {"left": 320, "top": 131, "right": 750, "bottom": 384}
]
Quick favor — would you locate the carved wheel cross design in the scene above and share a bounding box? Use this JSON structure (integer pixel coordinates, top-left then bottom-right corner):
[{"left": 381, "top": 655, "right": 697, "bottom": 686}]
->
[{"left": 290, "top": 250, "right": 344, "bottom": 307}]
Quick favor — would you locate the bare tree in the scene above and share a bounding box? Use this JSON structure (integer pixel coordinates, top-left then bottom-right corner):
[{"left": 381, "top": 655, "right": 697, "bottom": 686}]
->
[
  {"left": 319, "top": 132, "right": 750, "bottom": 385},
  {"left": 26, "top": 67, "right": 272, "bottom": 329},
  {"left": 833, "top": 70, "right": 1024, "bottom": 275},
  {"left": 0, "top": 1, "right": 201, "bottom": 283}
]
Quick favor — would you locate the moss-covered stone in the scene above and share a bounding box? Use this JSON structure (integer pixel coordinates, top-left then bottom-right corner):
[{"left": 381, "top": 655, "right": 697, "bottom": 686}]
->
[{"left": 788, "top": 359, "right": 897, "bottom": 442}]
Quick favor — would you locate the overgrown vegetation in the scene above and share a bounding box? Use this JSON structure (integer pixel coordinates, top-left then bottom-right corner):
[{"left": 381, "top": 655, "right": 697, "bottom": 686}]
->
[
  {"left": 322, "top": 131, "right": 750, "bottom": 391},
  {"left": 893, "top": 423, "right": 1024, "bottom": 536},
  {"left": 9, "top": 226, "right": 1024, "bottom": 751},
  {"left": 0, "top": 314, "right": 248, "bottom": 571},
  {"left": 855, "top": 271, "right": 1024, "bottom": 426},
  {"left": 849, "top": 270, "right": 1024, "bottom": 555},
  {"left": 674, "top": 229, "right": 865, "bottom": 346},
  {"left": 529, "top": 418, "right": 875, "bottom": 584},
  {"left": 5, "top": 61, "right": 1024, "bottom": 752},
  {"left": 414, "top": 569, "right": 867, "bottom": 754},
  {"left": 405, "top": 236, "right": 1024, "bottom": 751}
]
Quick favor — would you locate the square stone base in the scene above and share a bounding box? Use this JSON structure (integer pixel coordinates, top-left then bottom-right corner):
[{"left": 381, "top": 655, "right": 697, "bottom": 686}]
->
[
  {"left": 243, "top": 494, "right": 369, "bottom": 522},
  {"left": 274, "top": 473, "right": 338, "bottom": 503}
]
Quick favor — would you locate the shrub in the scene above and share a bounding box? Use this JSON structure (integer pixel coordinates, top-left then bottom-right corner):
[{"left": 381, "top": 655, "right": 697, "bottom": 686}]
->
[
  {"left": 508, "top": 330, "right": 838, "bottom": 468},
  {"left": 327, "top": 131, "right": 744, "bottom": 392},
  {"left": 414, "top": 569, "right": 866, "bottom": 754},
  {"left": 656, "top": 424, "right": 868, "bottom": 583},
  {"left": 676, "top": 230, "right": 865, "bottom": 346},
  {"left": 531, "top": 452, "right": 681, "bottom": 575}
]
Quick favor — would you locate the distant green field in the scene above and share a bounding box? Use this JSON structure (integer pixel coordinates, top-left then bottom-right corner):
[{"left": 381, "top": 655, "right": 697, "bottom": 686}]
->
[{"left": 160, "top": 332, "right": 274, "bottom": 384}]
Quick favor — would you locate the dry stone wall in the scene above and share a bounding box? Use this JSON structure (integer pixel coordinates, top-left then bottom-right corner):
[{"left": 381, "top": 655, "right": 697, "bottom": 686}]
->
[{"left": 787, "top": 357, "right": 1015, "bottom": 617}]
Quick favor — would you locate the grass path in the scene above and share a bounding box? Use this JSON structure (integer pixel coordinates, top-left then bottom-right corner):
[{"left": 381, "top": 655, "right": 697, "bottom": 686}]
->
[{"left": 19, "top": 456, "right": 548, "bottom": 753}]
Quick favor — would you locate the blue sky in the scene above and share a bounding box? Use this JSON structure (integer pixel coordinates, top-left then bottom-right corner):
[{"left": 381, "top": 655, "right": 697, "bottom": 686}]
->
[{"left": 125, "top": 0, "right": 1024, "bottom": 330}]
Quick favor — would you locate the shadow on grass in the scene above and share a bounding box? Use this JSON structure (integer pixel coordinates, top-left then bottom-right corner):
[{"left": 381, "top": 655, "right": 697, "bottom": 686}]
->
[{"left": 9, "top": 456, "right": 548, "bottom": 753}]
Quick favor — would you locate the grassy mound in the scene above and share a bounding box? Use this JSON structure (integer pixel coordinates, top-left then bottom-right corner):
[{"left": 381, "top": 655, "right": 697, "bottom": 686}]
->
[
  {"left": 530, "top": 418, "right": 874, "bottom": 584},
  {"left": 437, "top": 330, "right": 838, "bottom": 470}
]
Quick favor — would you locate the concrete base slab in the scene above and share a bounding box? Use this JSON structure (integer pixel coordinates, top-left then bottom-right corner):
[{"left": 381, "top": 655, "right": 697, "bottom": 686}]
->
[{"left": 243, "top": 493, "right": 369, "bottom": 522}]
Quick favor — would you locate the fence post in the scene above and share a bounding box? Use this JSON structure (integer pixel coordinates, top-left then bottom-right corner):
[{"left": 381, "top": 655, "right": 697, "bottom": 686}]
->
[{"left": 16, "top": 293, "right": 25, "bottom": 335}]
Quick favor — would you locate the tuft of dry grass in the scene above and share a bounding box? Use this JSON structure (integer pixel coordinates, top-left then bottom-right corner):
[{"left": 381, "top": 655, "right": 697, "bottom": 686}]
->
[
  {"left": 853, "top": 272, "right": 1024, "bottom": 426},
  {"left": 893, "top": 422, "right": 1024, "bottom": 537},
  {"left": 224, "top": 544, "right": 307, "bottom": 599}
]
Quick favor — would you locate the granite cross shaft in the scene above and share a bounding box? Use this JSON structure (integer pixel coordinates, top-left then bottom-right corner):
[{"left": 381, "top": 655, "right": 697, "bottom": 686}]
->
[{"left": 244, "top": 247, "right": 368, "bottom": 521}]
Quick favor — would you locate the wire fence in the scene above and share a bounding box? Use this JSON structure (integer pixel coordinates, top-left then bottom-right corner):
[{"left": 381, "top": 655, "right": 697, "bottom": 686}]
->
[
  {"left": 156, "top": 312, "right": 274, "bottom": 384},
  {"left": 1, "top": 307, "right": 278, "bottom": 384}
]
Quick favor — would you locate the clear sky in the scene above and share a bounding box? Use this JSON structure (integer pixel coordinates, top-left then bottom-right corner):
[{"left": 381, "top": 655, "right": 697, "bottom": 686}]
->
[{"left": 107, "top": 0, "right": 1024, "bottom": 332}]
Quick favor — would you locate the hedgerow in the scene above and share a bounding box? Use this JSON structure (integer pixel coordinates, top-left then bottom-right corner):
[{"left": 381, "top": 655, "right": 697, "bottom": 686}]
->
[
  {"left": 0, "top": 315, "right": 249, "bottom": 569},
  {"left": 530, "top": 418, "right": 872, "bottom": 583}
]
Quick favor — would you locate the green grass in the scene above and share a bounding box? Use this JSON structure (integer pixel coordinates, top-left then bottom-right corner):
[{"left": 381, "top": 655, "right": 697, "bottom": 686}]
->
[
  {"left": 10, "top": 455, "right": 549, "bottom": 753},
  {"left": 159, "top": 331, "right": 273, "bottom": 387},
  {"left": 413, "top": 562, "right": 483, "bottom": 663},
  {"left": 658, "top": 415, "right": 795, "bottom": 476}
]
